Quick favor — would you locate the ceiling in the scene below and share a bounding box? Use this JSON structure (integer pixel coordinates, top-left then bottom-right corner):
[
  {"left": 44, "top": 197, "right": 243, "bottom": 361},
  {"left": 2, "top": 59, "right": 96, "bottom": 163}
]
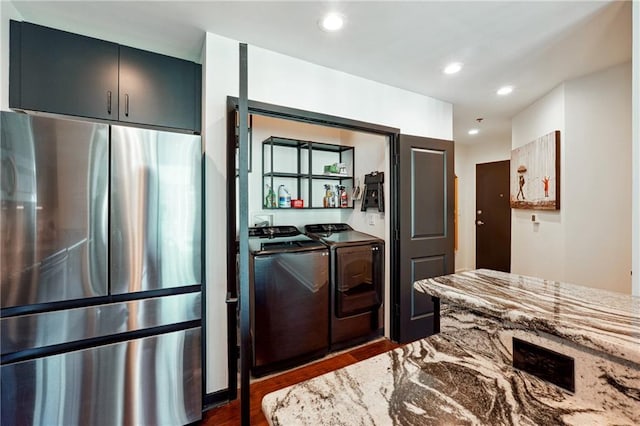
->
[{"left": 9, "top": 1, "right": 632, "bottom": 145}]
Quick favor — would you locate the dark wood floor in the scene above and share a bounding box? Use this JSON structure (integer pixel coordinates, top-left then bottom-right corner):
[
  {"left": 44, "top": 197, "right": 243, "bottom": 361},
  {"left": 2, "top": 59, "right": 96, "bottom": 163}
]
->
[{"left": 201, "top": 338, "right": 400, "bottom": 426}]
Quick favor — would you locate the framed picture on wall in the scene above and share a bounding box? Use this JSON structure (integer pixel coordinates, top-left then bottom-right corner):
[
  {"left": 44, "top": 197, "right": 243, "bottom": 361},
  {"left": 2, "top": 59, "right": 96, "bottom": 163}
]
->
[{"left": 510, "top": 130, "right": 560, "bottom": 210}]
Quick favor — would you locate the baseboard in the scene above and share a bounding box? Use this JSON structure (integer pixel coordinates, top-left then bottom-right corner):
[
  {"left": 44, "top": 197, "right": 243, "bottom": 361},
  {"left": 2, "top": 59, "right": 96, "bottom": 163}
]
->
[{"left": 203, "top": 389, "right": 232, "bottom": 412}]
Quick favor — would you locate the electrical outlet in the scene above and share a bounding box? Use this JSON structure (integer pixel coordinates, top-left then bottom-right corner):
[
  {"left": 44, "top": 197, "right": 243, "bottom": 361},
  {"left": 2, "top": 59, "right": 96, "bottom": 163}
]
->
[
  {"left": 253, "top": 214, "right": 273, "bottom": 227},
  {"left": 368, "top": 214, "right": 376, "bottom": 226}
]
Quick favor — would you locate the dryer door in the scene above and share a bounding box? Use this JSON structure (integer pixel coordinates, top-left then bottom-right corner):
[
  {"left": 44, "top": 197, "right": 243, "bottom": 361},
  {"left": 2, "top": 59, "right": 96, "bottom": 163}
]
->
[{"left": 334, "top": 243, "right": 383, "bottom": 317}]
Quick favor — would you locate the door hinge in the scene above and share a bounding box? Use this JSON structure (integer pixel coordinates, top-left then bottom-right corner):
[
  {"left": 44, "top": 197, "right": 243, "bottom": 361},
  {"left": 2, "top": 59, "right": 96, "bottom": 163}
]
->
[{"left": 394, "top": 229, "right": 400, "bottom": 241}]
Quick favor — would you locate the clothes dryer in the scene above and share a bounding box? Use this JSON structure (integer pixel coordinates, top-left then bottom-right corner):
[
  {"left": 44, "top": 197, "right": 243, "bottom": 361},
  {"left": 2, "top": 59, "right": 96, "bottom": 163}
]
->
[{"left": 304, "top": 223, "right": 384, "bottom": 350}]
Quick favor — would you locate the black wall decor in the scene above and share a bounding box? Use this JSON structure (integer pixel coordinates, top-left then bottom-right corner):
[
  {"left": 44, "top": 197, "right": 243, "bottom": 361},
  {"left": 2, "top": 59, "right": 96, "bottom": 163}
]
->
[{"left": 361, "top": 172, "right": 384, "bottom": 212}]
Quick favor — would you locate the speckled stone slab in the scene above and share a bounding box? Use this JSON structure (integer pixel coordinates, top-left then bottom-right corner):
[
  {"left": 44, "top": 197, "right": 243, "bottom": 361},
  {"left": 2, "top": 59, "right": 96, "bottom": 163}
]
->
[
  {"left": 262, "top": 307, "right": 640, "bottom": 425},
  {"left": 415, "top": 269, "right": 640, "bottom": 364}
]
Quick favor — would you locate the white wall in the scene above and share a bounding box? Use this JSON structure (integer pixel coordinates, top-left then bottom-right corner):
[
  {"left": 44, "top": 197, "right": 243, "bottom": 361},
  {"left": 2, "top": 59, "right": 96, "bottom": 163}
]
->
[
  {"left": 0, "top": 1, "right": 22, "bottom": 110},
  {"left": 339, "top": 129, "right": 388, "bottom": 240},
  {"left": 511, "top": 84, "right": 566, "bottom": 280},
  {"left": 453, "top": 144, "right": 469, "bottom": 270},
  {"left": 564, "top": 62, "right": 632, "bottom": 293},
  {"left": 202, "top": 32, "right": 452, "bottom": 394},
  {"left": 454, "top": 138, "right": 511, "bottom": 271},
  {"left": 1, "top": 1, "right": 4, "bottom": 109},
  {"left": 511, "top": 62, "right": 632, "bottom": 294},
  {"left": 247, "top": 48, "right": 452, "bottom": 139}
]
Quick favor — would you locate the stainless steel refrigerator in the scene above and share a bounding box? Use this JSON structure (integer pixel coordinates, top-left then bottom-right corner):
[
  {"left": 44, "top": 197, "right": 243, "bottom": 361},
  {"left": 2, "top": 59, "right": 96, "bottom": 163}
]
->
[{"left": 1, "top": 111, "right": 202, "bottom": 425}]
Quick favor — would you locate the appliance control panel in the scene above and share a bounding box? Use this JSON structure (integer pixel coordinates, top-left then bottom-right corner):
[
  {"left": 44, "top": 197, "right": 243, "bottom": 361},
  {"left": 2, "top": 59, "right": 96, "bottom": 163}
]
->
[{"left": 248, "top": 225, "right": 300, "bottom": 238}]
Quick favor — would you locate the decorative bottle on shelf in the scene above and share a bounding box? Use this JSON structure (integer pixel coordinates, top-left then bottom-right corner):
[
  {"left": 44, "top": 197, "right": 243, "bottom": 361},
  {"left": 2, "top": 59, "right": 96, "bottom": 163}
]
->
[
  {"left": 322, "top": 185, "right": 327, "bottom": 207},
  {"left": 324, "top": 184, "right": 333, "bottom": 208},
  {"left": 265, "top": 184, "right": 276, "bottom": 208},
  {"left": 278, "top": 185, "right": 291, "bottom": 208},
  {"left": 339, "top": 186, "right": 348, "bottom": 208}
]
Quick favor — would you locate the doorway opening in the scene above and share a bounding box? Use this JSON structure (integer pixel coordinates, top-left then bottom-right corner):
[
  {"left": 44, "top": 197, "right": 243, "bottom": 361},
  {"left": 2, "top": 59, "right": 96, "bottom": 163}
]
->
[{"left": 225, "top": 97, "right": 399, "bottom": 400}]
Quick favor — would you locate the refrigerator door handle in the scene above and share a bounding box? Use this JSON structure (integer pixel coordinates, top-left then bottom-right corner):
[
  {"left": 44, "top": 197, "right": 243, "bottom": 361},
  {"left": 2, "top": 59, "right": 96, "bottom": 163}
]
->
[
  {"left": 107, "top": 90, "right": 112, "bottom": 115},
  {"left": 1, "top": 156, "right": 17, "bottom": 195},
  {"left": 125, "top": 93, "right": 129, "bottom": 117}
]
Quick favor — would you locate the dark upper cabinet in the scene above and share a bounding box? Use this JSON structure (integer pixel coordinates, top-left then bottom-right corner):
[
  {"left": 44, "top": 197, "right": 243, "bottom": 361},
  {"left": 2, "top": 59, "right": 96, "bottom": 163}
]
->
[
  {"left": 10, "top": 21, "right": 119, "bottom": 121},
  {"left": 119, "top": 46, "right": 200, "bottom": 131},
  {"left": 9, "top": 21, "right": 201, "bottom": 133}
]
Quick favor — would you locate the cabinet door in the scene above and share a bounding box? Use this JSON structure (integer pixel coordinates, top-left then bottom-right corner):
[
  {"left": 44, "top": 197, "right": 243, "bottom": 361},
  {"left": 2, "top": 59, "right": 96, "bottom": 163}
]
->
[
  {"left": 119, "top": 46, "right": 201, "bottom": 131},
  {"left": 10, "top": 21, "right": 119, "bottom": 121}
]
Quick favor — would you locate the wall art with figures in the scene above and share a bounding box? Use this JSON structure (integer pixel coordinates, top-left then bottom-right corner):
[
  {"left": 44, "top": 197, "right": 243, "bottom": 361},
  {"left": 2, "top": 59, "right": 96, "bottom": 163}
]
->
[{"left": 510, "top": 130, "right": 560, "bottom": 210}]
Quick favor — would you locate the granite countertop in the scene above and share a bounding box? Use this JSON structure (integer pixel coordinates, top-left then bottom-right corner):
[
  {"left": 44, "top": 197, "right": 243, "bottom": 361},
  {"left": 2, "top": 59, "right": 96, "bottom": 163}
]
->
[
  {"left": 262, "top": 306, "right": 640, "bottom": 425},
  {"left": 415, "top": 269, "right": 640, "bottom": 364},
  {"left": 262, "top": 271, "right": 640, "bottom": 425}
]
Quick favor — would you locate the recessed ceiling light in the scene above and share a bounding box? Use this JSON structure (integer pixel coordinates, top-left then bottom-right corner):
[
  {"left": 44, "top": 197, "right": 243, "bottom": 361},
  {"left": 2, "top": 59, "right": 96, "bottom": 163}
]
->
[
  {"left": 320, "top": 13, "right": 345, "bottom": 32},
  {"left": 443, "top": 62, "right": 463, "bottom": 75},
  {"left": 497, "top": 86, "right": 514, "bottom": 95},
  {"left": 468, "top": 129, "right": 479, "bottom": 135}
]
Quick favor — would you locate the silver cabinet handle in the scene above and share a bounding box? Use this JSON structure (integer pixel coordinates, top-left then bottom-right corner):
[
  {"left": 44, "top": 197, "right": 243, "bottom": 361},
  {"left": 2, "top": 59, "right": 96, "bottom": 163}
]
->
[{"left": 477, "top": 220, "right": 485, "bottom": 226}]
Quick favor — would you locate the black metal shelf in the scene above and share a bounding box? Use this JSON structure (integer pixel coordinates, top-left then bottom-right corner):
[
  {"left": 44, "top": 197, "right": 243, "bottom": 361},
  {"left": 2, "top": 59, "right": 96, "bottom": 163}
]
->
[
  {"left": 263, "top": 172, "right": 301, "bottom": 178},
  {"left": 310, "top": 174, "right": 353, "bottom": 180},
  {"left": 263, "top": 172, "right": 353, "bottom": 180},
  {"left": 262, "top": 207, "right": 354, "bottom": 210},
  {"left": 262, "top": 136, "right": 355, "bottom": 209},
  {"left": 263, "top": 136, "right": 353, "bottom": 153}
]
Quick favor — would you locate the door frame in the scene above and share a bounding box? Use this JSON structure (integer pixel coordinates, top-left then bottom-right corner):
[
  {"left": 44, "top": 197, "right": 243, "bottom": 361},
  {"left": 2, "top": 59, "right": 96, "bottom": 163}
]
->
[{"left": 222, "top": 96, "right": 400, "bottom": 403}]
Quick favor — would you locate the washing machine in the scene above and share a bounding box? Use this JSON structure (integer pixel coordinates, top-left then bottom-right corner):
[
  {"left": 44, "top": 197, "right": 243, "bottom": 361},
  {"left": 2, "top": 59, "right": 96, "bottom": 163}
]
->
[
  {"left": 304, "top": 223, "right": 384, "bottom": 350},
  {"left": 248, "top": 225, "right": 329, "bottom": 376}
]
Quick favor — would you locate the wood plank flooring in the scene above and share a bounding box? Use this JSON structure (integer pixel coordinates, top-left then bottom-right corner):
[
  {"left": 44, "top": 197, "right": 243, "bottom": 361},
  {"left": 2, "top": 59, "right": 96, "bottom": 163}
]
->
[{"left": 201, "top": 338, "right": 400, "bottom": 426}]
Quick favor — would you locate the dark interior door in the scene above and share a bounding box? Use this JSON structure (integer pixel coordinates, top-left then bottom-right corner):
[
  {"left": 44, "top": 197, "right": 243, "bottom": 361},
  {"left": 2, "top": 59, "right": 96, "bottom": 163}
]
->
[
  {"left": 392, "top": 134, "right": 454, "bottom": 344},
  {"left": 476, "top": 160, "right": 511, "bottom": 272}
]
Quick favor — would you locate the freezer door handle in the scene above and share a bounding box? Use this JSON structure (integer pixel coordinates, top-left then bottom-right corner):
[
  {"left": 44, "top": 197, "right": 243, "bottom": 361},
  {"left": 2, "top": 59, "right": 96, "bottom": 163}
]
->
[
  {"left": 124, "top": 93, "right": 130, "bottom": 117},
  {"left": 107, "top": 90, "right": 112, "bottom": 115}
]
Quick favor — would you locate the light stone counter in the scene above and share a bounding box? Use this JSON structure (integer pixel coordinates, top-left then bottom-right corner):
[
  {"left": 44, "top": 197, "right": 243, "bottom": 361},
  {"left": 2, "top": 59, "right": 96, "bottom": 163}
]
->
[
  {"left": 416, "top": 269, "right": 640, "bottom": 364},
  {"left": 262, "top": 270, "right": 640, "bottom": 425}
]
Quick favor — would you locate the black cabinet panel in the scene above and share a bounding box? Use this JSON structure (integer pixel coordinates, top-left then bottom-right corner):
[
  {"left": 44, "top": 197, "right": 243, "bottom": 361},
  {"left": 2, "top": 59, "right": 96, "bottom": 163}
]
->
[
  {"left": 10, "top": 21, "right": 202, "bottom": 133},
  {"left": 10, "top": 21, "right": 119, "bottom": 121},
  {"left": 119, "top": 46, "right": 200, "bottom": 131}
]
